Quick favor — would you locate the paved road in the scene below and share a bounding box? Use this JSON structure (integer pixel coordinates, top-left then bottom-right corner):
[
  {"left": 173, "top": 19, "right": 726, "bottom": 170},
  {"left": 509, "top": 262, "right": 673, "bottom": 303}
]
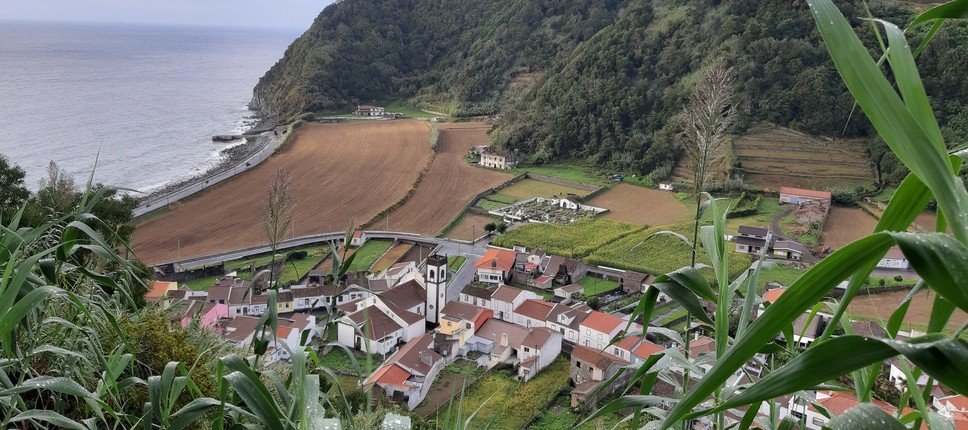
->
[
  {"left": 160, "top": 230, "right": 492, "bottom": 299},
  {"left": 133, "top": 129, "right": 283, "bottom": 217}
]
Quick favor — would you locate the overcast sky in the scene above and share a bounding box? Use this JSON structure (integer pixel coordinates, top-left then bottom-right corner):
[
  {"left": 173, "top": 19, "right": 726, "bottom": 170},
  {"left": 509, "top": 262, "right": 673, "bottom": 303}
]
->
[{"left": 0, "top": 0, "right": 335, "bottom": 30}]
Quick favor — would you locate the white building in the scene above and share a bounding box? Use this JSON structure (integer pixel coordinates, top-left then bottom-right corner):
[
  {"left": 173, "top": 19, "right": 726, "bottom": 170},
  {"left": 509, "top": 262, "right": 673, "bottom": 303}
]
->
[
  {"left": 578, "top": 311, "right": 625, "bottom": 350},
  {"left": 876, "top": 247, "right": 910, "bottom": 270},
  {"left": 365, "top": 334, "right": 444, "bottom": 411}
]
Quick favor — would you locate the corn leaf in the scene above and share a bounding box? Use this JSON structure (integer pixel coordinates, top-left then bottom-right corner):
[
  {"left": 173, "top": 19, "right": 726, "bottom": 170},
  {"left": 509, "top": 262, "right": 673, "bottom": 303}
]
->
[{"left": 826, "top": 403, "right": 908, "bottom": 430}]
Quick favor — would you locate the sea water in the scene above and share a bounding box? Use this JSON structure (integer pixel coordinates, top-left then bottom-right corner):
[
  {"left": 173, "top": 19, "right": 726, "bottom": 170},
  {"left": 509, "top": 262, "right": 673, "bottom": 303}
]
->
[{"left": 0, "top": 21, "right": 297, "bottom": 192}]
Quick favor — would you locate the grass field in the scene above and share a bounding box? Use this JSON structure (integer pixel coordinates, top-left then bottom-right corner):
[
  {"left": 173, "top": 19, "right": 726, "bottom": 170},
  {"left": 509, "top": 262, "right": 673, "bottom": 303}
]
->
[
  {"left": 183, "top": 244, "right": 329, "bottom": 290},
  {"left": 500, "top": 178, "right": 593, "bottom": 199},
  {"left": 585, "top": 223, "right": 752, "bottom": 280},
  {"left": 509, "top": 163, "right": 613, "bottom": 187},
  {"left": 435, "top": 358, "right": 571, "bottom": 429},
  {"left": 133, "top": 121, "right": 432, "bottom": 264},
  {"left": 527, "top": 394, "right": 632, "bottom": 429},
  {"left": 491, "top": 218, "right": 645, "bottom": 258},
  {"left": 346, "top": 240, "right": 392, "bottom": 273},
  {"left": 381, "top": 100, "right": 438, "bottom": 118},
  {"left": 577, "top": 276, "right": 620, "bottom": 296},
  {"left": 447, "top": 255, "right": 467, "bottom": 271}
]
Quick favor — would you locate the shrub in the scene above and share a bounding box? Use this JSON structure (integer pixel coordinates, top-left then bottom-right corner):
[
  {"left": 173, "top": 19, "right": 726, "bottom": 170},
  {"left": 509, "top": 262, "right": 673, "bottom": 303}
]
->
[
  {"left": 286, "top": 250, "right": 308, "bottom": 260},
  {"left": 894, "top": 275, "right": 903, "bottom": 282},
  {"left": 830, "top": 188, "right": 859, "bottom": 206}
]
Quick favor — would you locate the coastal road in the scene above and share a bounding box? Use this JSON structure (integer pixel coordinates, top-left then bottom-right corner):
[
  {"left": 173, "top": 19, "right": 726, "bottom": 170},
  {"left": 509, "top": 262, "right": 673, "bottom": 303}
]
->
[{"left": 132, "top": 128, "right": 283, "bottom": 218}]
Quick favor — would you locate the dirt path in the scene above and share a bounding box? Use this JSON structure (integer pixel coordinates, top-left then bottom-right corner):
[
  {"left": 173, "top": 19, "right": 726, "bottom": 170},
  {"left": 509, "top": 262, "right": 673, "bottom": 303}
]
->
[
  {"left": 132, "top": 121, "right": 431, "bottom": 265},
  {"left": 770, "top": 206, "right": 795, "bottom": 239},
  {"left": 368, "top": 123, "right": 512, "bottom": 235}
]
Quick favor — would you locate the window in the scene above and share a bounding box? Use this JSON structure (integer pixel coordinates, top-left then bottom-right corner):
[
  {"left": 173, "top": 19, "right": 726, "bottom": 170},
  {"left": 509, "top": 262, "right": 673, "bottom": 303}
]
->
[
  {"left": 524, "top": 347, "right": 530, "bottom": 352},
  {"left": 812, "top": 417, "right": 824, "bottom": 426},
  {"left": 585, "top": 329, "right": 590, "bottom": 335},
  {"left": 465, "top": 322, "right": 472, "bottom": 329},
  {"left": 576, "top": 362, "right": 581, "bottom": 369},
  {"left": 597, "top": 333, "right": 603, "bottom": 340}
]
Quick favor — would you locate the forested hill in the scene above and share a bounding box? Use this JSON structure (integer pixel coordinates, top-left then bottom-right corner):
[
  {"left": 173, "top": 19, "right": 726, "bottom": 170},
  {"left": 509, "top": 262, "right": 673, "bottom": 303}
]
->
[{"left": 252, "top": 0, "right": 968, "bottom": 175}]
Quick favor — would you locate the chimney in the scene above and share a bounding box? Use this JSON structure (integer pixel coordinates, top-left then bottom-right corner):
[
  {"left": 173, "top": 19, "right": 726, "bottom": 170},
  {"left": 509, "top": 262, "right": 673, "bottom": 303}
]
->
[
  {"left": 419, "top": 350, "right": 432, "bottom": 366},
  {"left": 500, "top": 333, "right": 508, "bottom": 347},
  {"left": 491, "top": 259, "right": 497, "bottom": 269}
]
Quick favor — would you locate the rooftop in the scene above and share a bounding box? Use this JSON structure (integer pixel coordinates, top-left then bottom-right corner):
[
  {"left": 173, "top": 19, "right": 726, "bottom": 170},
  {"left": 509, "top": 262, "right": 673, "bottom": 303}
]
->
[
  {"left": 582, "top": 311, "right": 624, "bottom": 334},
  {"left": 474, "top": 248, "right": 517, "bottom": 272}
]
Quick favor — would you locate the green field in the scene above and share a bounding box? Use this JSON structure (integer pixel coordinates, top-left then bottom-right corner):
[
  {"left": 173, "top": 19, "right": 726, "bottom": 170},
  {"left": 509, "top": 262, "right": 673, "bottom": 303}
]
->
[
  {"left": 448, "top": 255, "right": 467, "bottom": 271},
  {"left": 527, "top": 394, "right": 632, "bottom": 429},
  {"left": 492, "top": 218, "right": 644, "bottom": 258},
  {"left": 184, "top": 245, "right": 330, "bottom": 290},
  {"left": 317, "top": 347, "right": 382, "bottom": 376},
  {"left": 346, "top": 240, "right": 392, "bottom": 273},
  {"left": 585, "top": 224, "right": 752, "bottom": 280},
  {"left": 381, "top": 100, "right": 438, "bottom": 118},
  {"left": 509, "top": 163, "right": 613, "bottom": 187},
  {"left": 577, "top": 276, "right": 620, "bottom": 296},
  {"left": 436, "top": 358, "right": 571, "bottom": 429},
  {"left": 500, "top": 178, "right": 593, "bottom": 199}
]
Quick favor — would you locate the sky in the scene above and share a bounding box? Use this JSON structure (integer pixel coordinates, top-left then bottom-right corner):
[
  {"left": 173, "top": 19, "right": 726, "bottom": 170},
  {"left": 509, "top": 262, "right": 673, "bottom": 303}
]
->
[{"left": 0, "top": 0, "right": 335, "bottom": 30}]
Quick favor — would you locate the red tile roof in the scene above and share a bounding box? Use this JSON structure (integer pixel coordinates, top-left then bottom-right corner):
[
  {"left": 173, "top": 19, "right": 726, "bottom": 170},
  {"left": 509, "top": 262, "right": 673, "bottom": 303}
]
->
[
  {"left": 146, "top": 281, "right": 177, "bottom": 299},
  {"left": 614, "top": 335, "right": 641, "bottom": 351},
  {"left": 633, "top": 339, "right": 664, "bottom": 359},
  {"left": 780, "top": 187, "right": 832, "bottom": 200},
  {"left": 367, "top": 364, "right": 411, "bottom": 388},
  {"left": 763, "top": 287, "right": 787, "bottom": 304},
  {"left": 515, "top": 299, "right": 555, "bottom": 321},
  {"left": 276, "top": 326, "right": 294, "bottom": 339},
  {"left": 475, "top": 248, "right": 516, "bottom": 272},
  {"left": 582, "top": 311, "right": 624, "bottom": 334}
]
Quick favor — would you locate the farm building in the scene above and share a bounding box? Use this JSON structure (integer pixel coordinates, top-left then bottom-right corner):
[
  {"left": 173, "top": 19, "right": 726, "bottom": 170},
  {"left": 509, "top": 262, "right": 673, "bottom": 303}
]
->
[
  {"left": 479, "top": 149, "right": 518, "bottom": 169},
  {"left": 876, "top": 247, "right": 910, "bottom": 270},
  {"left": 351, "top": 230, "right": 367, "bottom": 246},
  {"left": 779, "top": 187, "right": 832, "bottom": 205},
  {"left": 659, "top": 182, "right": 674, "bottom": 191},
  {"left": 355, "top": 105, "right": 385, "bottom": 116},
  {"left": 619, "top": 270, "right": 650, "bottom": 294}
]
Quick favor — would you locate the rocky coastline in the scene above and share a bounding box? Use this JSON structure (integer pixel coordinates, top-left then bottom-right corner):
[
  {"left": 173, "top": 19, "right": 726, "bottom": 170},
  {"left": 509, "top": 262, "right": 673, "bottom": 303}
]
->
[{"left": 138, "top": 113, "right": 278, "bottom": 203}]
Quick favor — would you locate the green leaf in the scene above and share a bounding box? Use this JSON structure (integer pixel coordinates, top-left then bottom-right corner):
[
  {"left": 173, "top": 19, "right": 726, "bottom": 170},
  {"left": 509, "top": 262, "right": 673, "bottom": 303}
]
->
[
  {"left": 888, "top": 232, "right": 968, "bottom": 313},
  {"left": 707, "top": 335, "right": 968, "bottom": 413},
  {"left": 659, "top": 233, "right": 895, "bottom": 428},
  {"left": 912, "top": 0, "right": 968, "bottom": 26},
  {"left": 826, "top": 403, "right": 907, "bottom": 430},
  {"left": 809, "top": 0, "right": 968, "bottom": 244},
  {"left": 8, "top": 410, "right": 88, "bottom": 430},
  {"left": 651, "top": 274, "right": 713, "bottom": 325},
  {"left": 168, "top": 398, "right": 221, "bottom": 430}
]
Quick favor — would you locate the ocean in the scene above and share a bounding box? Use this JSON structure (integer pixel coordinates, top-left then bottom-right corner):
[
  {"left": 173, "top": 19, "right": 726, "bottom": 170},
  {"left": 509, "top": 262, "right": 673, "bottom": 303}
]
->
[{"left": 0, "top": 21, "right": 298, "bottom": 193}]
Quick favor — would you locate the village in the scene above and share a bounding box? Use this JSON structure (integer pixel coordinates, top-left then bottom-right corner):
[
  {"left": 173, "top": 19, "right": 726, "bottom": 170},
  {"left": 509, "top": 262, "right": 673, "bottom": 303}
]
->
[{"left": 139, "top": 177, "right": 957, "bottom": 428}]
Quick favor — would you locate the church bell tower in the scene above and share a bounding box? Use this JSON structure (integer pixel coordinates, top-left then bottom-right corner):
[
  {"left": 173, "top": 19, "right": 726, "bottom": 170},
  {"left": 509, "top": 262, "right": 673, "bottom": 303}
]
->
[{"left": 425, "top": 254, "right": 448, "bottom": 325}]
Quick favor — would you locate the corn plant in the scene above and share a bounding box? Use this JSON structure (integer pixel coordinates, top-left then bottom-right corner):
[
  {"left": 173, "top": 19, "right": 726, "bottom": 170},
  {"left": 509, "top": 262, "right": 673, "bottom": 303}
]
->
[{"left": 585, "top": 1, "right": 968, "bottom": 429}]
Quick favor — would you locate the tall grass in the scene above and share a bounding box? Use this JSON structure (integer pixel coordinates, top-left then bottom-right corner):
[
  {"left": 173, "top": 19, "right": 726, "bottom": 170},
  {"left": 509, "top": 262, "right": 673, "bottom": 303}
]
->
[{"left": 585, "top": 1, "right": 968, "bottom": 429}]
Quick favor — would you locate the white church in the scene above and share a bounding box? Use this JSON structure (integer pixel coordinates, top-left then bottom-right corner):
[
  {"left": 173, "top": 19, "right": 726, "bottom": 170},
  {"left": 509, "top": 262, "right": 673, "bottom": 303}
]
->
[{"left": 335, "top": 254, "right": 448, "bottom": 355}]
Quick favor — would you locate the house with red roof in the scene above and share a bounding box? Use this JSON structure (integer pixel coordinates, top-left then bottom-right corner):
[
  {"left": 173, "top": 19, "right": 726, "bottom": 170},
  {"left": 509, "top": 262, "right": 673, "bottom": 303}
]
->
[
  {"left": 475, "top": 248, "right": 517, "bottom": 284},
  {"left": 513, "top": 299, "right": 554, "bottom": 329},
  {"left": 365, "top": 334, "right": 444, "bottom": 411},
  {"left": 579, "top": 311, "right": 625, "bottom": 350},
  {"left": 270, "top": 313, "right": 316, "bottom": 362},
  {"left": 759, "top": 287, "right": 829, "bottom": 348},
  {"left": 350, "top": 230, "right": 367, "bottom": 246},
  {"left": 145, "top": 281, "right": 178, "bottom": 303},
  {"left": 607, "top": 335, "right": 664, "bottom": 364},
  {"left": 470, "top": 319, "right": 561, "bottom": 380}
]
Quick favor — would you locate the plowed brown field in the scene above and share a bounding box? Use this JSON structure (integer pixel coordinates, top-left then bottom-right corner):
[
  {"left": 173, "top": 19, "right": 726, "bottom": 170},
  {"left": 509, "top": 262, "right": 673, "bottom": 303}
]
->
[
  {"left": 848, "top": 289, "right": 967, "bottom": 331},
  {"left": 132, "top": 121, "right": 432, "bottom": 264},
  {"left": 369, "top": 122, "right": 512, "bottom": 234},
  {"left": 586, "top": 184, "right": 690, "bottom": 226},
  {"left": 822, "top": 206, "right": 878, "bottom": 250}
]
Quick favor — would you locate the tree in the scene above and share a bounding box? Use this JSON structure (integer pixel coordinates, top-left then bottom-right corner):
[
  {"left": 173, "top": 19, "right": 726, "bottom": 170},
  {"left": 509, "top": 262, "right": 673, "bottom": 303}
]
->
[
  {"left": 263, "top": 169, "right": 295, "bottom": 289},
  {"left": 0, "top": 155, "right": 29, "bottom": 216},
  {"left": 483, "top": 222, "right": 497, "bottom": 234},
  {"left": 496, "top": 221, "right": 508, "bottom": 234}
]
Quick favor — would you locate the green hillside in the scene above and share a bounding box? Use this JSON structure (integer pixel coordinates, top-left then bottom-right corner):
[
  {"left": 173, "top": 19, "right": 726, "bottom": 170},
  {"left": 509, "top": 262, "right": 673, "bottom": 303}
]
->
[{"left": 253, "top": 0, "right": 968, "bottom": 180}]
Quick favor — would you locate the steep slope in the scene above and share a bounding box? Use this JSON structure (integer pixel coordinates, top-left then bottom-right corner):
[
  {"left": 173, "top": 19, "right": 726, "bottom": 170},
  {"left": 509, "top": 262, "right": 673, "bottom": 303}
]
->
[{"left": 253, "top": 0, "right": 968, "bottom": 179}]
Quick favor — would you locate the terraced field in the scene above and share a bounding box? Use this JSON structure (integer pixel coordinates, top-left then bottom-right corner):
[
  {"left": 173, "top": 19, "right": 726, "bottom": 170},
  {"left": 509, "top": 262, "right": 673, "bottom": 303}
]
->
[{"left": 732, "top": 123, "right": 875, "bottom": 190}]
